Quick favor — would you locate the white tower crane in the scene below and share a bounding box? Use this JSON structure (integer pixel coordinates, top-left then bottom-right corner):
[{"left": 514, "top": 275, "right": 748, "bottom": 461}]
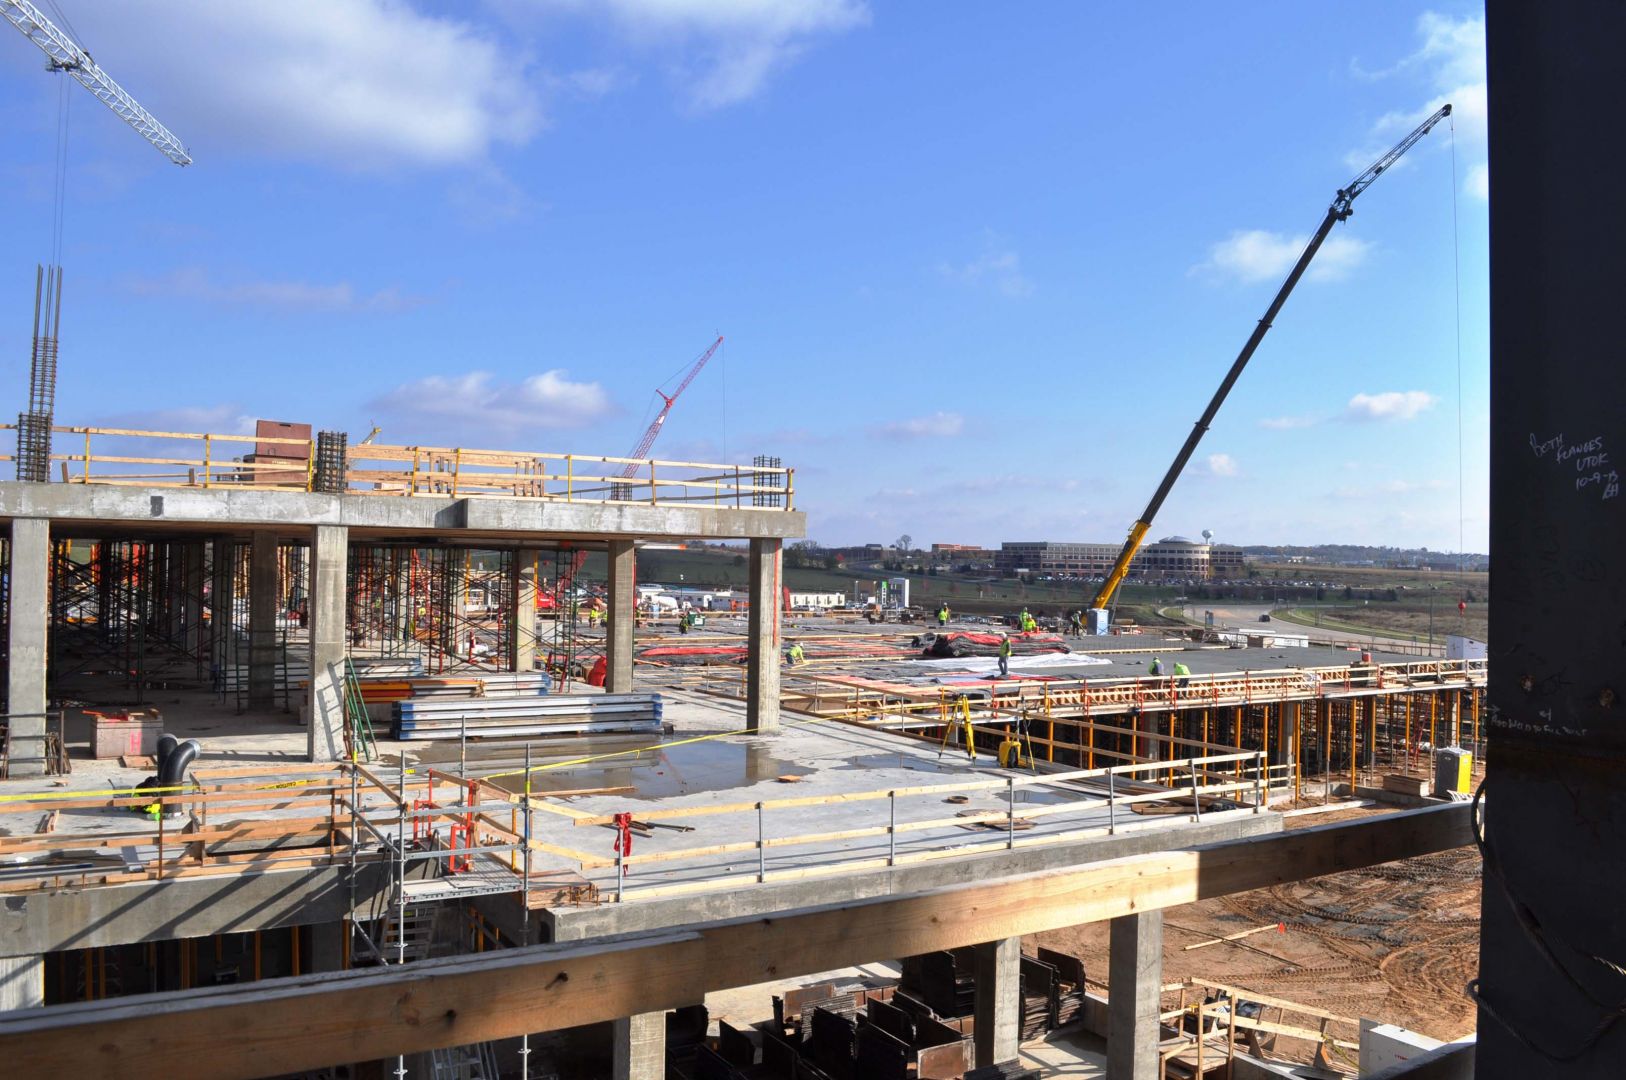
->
[{"left": 2, "top": 0, "right": 191, "bottom": 164}]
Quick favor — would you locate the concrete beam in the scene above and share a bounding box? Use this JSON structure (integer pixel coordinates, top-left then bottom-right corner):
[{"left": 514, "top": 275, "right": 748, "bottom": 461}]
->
[
  {"left": 606, "top": 540, "right": 635, "bottom": 693},
  {"left": 0, "top": 863, "right": 388, "bottom": 959},
  {"left": 973, "top": 936, "right": 1021, "bottom": 1068},
  {"left": 0, "top": 956, "right": 42, "bottom": 1012},
  {"left": 5, "top": 518, "right": 49, "bottom": 776},
  {"left": 509, "top": 550, "right": 537, "bottom": 674},
  {"left": 746, "top": 538, "right": 781, "bottom": 734},
  {"left": 307, "top": 525, "right": 348, "bottom": 762},
  {"left": 1108, "top": 910, "right": 1163, "bottom": 1080},
  {"left": 0, "top": 482, "right": 806, "bottom": 542},
  {"left": 546, "top": 808, "right": 1277, "bottom": 942},
  {"left": 611, "top": 1011, "right": 665, "bottom": 1080},
  {"left": 0, "top": 805, "right": 1472, "bottom": 1078},
  {"left": 248, "top": 531, "right": 279, "bottom": 709}
]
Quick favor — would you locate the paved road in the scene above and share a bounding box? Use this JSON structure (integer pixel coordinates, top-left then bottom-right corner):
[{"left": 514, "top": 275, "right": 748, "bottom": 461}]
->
[{"left": 1181, "top": 603, "right": 1441, "bottom": 652}]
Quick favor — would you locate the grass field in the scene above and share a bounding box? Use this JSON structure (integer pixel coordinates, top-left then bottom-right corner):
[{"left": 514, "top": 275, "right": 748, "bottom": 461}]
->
[
  {"left": 1281, "top": 602, "right": 1487, "bottom": 644},
  {"left": 589, "top": 548, "right": 1486, "bottom": 635}
]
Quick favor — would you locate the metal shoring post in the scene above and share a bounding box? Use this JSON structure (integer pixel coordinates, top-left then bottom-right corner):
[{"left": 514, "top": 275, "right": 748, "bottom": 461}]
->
[
  {"left": 520, "top": 742, "right": 532, "bottom": 1075},
  {"left": 1107, "top": 769, "right": 1116, "bottom": 835},
  {"left": 460, "top": 709, "right": 467, "bottom": 778},
  {"left": 395, "top": 753, "right": 407, "bottom": 1080},
  {"left": 615, "top": 837, "right": 625, "bottom": 903},
  {"left": 347, "top": 760, "right": 359, "bottom": 961},
  {"left": 1190, "top": 762, "right": 1202, "bottom": 821},
  {"left": 1253, "top": 751, "right": 1264, "bottom": 811},
  {"left": 757, "top": 802, "right": 766, "bottom": 883},
  {"left": 1006, "top": 776, "right": 1016, "bottom": 850}
]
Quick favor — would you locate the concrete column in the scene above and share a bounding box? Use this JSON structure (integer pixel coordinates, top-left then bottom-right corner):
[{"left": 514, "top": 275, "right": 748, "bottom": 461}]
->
[
  {"left": 0, "top": 955, "right": 43, "bottom": 1012},
  {"left": 612, "top": 1011, "right": 665, "bottom": 1080},
  {"left": 746, "top": 538, "right": 782, "bottom": 734},
  {"left": 309, "top": 920, "right": 347, "bottom": 974},
  {"left": 606, "top": 540, "right": 636, "bottom": 693},
  {"left": 508, "top": 551, "right": 537, "bottom": 673},
  {"left": 248, "top": 531, "right": 280, "bottom": 708},
  {"left": 6, "top": 518, "right": 50, "bottom": 777},
  {"left": 973, "top": 936, "right": 1022, "bottom": 1068},
  {"left": 1108, "top": 910, "right": 1163, "bottom": 1080},
  {"left": 307, "top": 525, "right": 348, "bottom": 762}
]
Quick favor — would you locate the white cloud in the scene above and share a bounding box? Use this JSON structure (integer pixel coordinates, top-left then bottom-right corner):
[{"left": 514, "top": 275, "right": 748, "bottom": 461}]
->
[
  {"left": 125, "top": 268, "right": 427, "bottom": 313},
  {"left": 1259, "top": 415, "right": 1317, "bottom": 430},
  {"left": 937, "top": 247, "right": 1033, "bottom": 297},
  {"left": 1206, "top": 453, "right": 1239, "bottom": 477},
  {"left": 97, "top": 404, "right": 256, "bottom": 435},
  {"left": 1345, "top": 390, "right": 1437, "bottom": 422},
  {"left": 1465, "top": 162, "right": 1489, "bottom": 201},
  {"left": 1194, "top": 230, "right": 1371, "bottom": 285},
  {"left": 1333, "top": 478, "right": 1447, "bottom": 499},
  {"left": 544, "top": 0, "right": 870, "bottom": 110},
  {"left": 1351, "top": 13, "right": 1485, "bottom": 199},
  {"left": 873, "top": 411, "right": 965, "bottom": 440},
  {"left": 375, "top": 370, "right": 614, "bottom": 432},
  {"left": 66, "top": 2, "right": 542, "bottom": 168}
]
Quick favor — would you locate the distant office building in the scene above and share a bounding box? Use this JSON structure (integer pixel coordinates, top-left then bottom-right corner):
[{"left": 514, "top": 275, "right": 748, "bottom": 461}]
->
[{"left": 997, "top": 537, "right": 1248, "bottom": 580}]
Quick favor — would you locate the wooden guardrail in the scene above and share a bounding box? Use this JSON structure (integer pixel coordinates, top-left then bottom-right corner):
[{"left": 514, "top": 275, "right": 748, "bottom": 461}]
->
[{"left": 1, "top": 425, "right": 796, "bottom": 509}]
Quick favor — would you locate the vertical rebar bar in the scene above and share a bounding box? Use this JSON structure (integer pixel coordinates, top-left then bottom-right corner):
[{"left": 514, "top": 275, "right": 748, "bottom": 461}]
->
[
  {"left": 888, "top": 791, "right": 896, "bottom": 866},
  {"left": 757, "top": 802, "right": 766, "bottom": 883}
]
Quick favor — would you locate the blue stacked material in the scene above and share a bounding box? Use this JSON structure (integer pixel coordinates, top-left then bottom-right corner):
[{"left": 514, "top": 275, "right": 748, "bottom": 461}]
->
[{"left": 391, "top": 692, "right": 662, "bottom": 740}]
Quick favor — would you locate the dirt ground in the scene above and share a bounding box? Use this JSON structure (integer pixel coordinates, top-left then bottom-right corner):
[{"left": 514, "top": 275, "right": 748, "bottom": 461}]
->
[{"left": 1028, "top": 805, "right": 1481, "bottom": 1065}]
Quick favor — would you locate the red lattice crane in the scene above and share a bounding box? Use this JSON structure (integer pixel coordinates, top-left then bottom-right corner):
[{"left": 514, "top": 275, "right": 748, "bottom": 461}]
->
[
  {"left": 617, "top": 334, "right": 723, "bottom": 477},
  {"left": 552, "top": 335, "right": 724, "bottom": 597}
]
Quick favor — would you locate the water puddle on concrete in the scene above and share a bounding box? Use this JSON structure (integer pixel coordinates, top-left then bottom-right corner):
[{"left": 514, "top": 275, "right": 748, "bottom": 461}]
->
[
  {"left": 831, "top": 753, "right": 966, "bottom": 774},
  {"left": 415, "top": 737, "right": 804, "bottom": 800}
]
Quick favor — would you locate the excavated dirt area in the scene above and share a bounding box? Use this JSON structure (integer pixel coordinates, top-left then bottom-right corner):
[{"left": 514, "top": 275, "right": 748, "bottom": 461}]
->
[{"left": 1029, "top": 804, "right": 1480, "bottom": 1066}]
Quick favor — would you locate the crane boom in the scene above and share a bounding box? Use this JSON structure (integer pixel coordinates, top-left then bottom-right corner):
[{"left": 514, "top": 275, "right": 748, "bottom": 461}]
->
[
  {"left": 1088, "top": 104, "right": 1452, "bottom": 619},
  {"left": 617, "top": 335, "right": 723, "bottom": 477},
  {"left": 2, "top": 0, "right": 191, "bottom": 165}
]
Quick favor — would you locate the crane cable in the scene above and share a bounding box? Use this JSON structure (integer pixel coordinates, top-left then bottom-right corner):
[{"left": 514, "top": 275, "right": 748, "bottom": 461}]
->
[
  {"left": 50, "top": 53, "right": 71, "bottom": 266},
  {"left": 1449, "top": 113, "right": 1465, "bottom": 568}
]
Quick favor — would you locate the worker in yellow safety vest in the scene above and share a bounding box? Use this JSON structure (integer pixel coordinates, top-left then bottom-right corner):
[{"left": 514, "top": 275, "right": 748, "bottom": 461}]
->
[
  {"left": 786, "top": 641, "right": 806, "bottom": 665},
  {"left": 998, "top": 633, "right": 1012, "bottom": 678}
]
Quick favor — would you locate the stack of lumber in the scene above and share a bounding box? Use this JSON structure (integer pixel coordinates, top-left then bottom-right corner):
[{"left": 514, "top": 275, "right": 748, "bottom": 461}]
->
[
  {"left": 965, "top": 1064, "right": 1041, "bottom": 1080},
  {"left": 1036, "top": 947, "right": 1087, "bottom": 1029},
  {"left": 390, "top": 693, "right": 662, "bottom": 740},
  {"left": 220, "top": 655, "right": 423, "bottom": 693},
  {"left": 900, "top": 950, "right": 975, "bottom": 1019},
  {"left": 359, "top": 671, "right": 551, "bottom": 704}
]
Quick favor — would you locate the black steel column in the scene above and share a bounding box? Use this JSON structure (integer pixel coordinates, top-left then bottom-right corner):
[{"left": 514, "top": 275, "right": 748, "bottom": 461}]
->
[{"left": 1479, "top": 4, "right": 1626, "bottom": 1076}]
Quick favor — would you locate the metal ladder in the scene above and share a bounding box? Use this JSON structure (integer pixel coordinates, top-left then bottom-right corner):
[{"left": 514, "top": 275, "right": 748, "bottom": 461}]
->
[
  {"left": 343, "top": 655, "right": 377, "bottom": 762},
  {"left": 429, "top": 1043, "right": 501, "bottom": 1080}
]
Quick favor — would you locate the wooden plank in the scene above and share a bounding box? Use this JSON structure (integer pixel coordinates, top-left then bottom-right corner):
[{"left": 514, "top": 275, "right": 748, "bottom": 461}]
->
[{"left": 0, "top": 804, "right": 1469, "bottom": 1079}]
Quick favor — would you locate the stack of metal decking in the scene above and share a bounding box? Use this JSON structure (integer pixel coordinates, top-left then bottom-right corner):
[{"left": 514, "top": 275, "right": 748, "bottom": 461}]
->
[{"left": 390, "top": 692, "right": 662, "bottom": 740}]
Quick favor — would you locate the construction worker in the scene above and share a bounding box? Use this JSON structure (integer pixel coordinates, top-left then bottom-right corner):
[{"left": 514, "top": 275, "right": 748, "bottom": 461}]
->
[
  {"left": 938, "top": 603, "right": 950, "bottom": 627},
  {"left": 1069, "top": 610, "right": 1084, "bottom": 637},
  {"left": 1149, "top": 656, "right": 1164, "bottom": 676},
  {"left": 786, "top": 641, "right": 806, "bottom": 666},
  {"left": 998, "top": 633, "right": 1012, "bottom": 678},
  {"left": 1173, "top": 660, "right": 1191, "bottom": 687},
  {"left": 678, "top": 609, "right": 692, "bottom": 635}
]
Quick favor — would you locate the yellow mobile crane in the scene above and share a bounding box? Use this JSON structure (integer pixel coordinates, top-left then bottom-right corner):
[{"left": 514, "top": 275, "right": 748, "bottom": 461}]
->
[{"left": 1086, "top": 103, "right": 1453, "bottom": 633}]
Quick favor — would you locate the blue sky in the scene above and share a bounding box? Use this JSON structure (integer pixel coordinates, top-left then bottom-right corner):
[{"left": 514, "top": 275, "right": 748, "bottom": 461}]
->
[{"left": 0, "top": 2, "right": 1488, "bottom": 554}]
